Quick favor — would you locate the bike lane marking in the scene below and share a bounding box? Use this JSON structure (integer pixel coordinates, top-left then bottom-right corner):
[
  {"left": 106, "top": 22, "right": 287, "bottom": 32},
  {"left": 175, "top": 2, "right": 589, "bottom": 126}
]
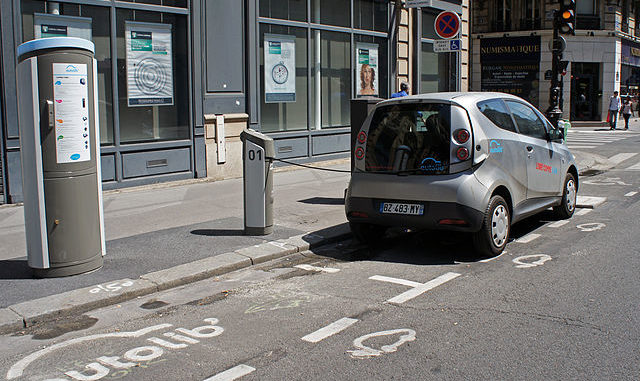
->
[
  {"left": 203, "top": 364, "right": 256, "bottom": 381},
  {"left": 301, "top": 317, "right": 359, "bottom": 343},
  {"left": 513, "top": 254, "right": 552, "bottom": 268}
]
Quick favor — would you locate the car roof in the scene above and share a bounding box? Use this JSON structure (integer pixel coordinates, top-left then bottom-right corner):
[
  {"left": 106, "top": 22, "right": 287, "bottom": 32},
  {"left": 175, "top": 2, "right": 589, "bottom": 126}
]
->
[{"left": 376, "top": 91, "right": 527, "bottom": 107}]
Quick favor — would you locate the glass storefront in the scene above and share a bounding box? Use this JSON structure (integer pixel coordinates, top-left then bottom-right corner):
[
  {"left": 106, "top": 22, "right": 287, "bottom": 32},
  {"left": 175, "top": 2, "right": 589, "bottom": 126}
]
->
[
  {"left": 20, "top": 0, "right": 191, "bottom": 185},
  {"left": 259, "top": 0, "right": 390, "bottom": 134}
]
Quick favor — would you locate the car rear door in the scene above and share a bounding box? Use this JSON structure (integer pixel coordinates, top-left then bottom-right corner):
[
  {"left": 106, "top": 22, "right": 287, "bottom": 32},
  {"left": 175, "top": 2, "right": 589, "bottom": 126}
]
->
[{"left": 505, "top": 100, "right": 563, "bottom": 199}]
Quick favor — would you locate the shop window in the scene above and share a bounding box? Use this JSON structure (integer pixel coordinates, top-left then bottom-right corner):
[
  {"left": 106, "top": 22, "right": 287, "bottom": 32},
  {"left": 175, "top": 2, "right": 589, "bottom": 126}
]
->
[
  {"left": 354, "top": 0, "right": 388, "bottom": 32},
  {"left": 318, "top": 31, "right": 351, "bottom": 128},
  {"left": 355, "top": 34, "right": 388, "bottom": 98},
  {"left": 259, "top": 0, "right": 307, "bottom": 22},
  {"left": 116, "top": 9, "right": 190, "bottom": 143},
  {"left": 260, "top": 25, "right": 308, "bottom": 133},
  {"left": 421, "top": 10, "right": 438, "bottom": 39},
  {"left": 118, "top": 0, "right": 188, "bottom": 7},
  {"left": 310, "top": 0, "right": 350, "bottom": 27}
]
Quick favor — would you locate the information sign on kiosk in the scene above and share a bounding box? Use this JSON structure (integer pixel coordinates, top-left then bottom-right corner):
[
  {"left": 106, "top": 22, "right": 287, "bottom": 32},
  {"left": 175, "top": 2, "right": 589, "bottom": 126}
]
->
[{"left": 16, "top": 37, "right": 105, "bottom": 277}]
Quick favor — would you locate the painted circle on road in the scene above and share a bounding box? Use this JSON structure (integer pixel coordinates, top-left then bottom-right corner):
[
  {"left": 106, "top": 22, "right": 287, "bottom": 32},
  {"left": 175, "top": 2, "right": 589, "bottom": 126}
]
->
[{"left": 434, "top": 11, "right": 461, "bottom": 39}]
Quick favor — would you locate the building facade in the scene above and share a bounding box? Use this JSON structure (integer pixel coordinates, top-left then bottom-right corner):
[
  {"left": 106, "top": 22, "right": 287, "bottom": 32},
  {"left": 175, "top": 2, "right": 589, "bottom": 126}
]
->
[
  {"left": 0, "top": 0, "right": 468, "bottom": 204},
  {"left": 472, "top": 0, "right": 640, "bottom": 122}
]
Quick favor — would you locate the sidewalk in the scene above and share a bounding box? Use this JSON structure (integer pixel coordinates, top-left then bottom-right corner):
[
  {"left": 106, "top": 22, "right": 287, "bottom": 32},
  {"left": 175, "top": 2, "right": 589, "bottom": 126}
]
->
[{"left": 0, "top": 148, "right": 609, "bottom": 333}]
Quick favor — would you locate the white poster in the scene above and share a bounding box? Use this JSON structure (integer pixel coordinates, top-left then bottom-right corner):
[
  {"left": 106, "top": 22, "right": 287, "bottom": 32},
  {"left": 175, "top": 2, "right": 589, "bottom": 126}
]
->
[
  {"left": 126, "top": 21, "right": 173, "bottom": 107},
  {"left": 356, "top": 43, "right": 379, "bottom": 97},
  {"left": 53, "top": 63, "right": 91, "bottom": 163},
  {"left": 264, "top": 34, "right": 296, "bottom": 103}
]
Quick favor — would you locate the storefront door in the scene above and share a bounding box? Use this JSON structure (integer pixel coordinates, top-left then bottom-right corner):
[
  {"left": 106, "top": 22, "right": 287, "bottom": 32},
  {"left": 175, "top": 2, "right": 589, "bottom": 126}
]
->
[{"left": 571, "top": 63, "right": 600, "bottom": 121}]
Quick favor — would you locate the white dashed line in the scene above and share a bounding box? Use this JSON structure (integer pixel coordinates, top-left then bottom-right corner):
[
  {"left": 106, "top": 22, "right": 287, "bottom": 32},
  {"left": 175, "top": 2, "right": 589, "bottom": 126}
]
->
[
  {"left": 302, "top": 317, "right": 359, "bottom": 343},
  {"left": 547, "top": 220, "right": 570, "bottom": 228},
  {"left": 608, "top": 153, "right": 638, "bottom": 165},
  {"left": 625, "top": 191, "right": 638, "bottom": 197},
  {"left": 515, "top": 233, "right": 541, "bottom": 243},
  {"left": 203, "top": 365, "right": 256, "bottom": 381},
  {"left": 576, "top": 196, "right": 607, "bottom": 208},
  {"left": 295, "top": 264, "right": 340, "bottom": 273},
  {"left": 575, "top": 208, "right": 592, "bottom": 216}
]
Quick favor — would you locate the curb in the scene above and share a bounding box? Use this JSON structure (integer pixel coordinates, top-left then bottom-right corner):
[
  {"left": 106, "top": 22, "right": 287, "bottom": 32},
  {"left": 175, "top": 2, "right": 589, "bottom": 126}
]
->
[{"left": 0, "top": 224, "right": 352, "bottom": 334}]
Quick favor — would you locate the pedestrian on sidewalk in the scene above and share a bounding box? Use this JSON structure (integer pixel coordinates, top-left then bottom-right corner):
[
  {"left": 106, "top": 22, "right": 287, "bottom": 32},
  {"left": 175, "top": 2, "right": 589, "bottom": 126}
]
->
[
  {"left": 608, "top": 91, "right": 622, "bottom": 130},
  {"left": 391, "top": 81, "right": 410, "bottom": 98},
  {"left": 622, "top": 97, "right": 634, "bottom": 130}
]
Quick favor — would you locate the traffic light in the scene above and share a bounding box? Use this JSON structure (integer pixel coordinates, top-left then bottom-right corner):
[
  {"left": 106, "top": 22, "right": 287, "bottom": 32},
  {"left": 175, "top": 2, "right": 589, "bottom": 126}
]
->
[{"left": 558, "top": 0, "right": 576, "bottom": 35}]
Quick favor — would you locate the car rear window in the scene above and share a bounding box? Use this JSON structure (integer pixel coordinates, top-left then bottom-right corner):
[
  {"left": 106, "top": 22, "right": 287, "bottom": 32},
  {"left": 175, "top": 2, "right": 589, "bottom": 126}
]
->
[{"left": 364, "top": 103, "right": 451, "bottom": 174}]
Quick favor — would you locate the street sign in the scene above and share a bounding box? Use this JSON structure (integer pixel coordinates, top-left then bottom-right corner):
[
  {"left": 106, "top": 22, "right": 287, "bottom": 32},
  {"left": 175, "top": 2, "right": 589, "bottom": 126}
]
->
[
  {"left": 434, "top": 11, "right": 461, "bottom": 39},
  {"left": 406, "top": 0, "right": 431, "bottom": 8},
  {"left": 433, "top": 39, "right": 461, "bottom": 53}
]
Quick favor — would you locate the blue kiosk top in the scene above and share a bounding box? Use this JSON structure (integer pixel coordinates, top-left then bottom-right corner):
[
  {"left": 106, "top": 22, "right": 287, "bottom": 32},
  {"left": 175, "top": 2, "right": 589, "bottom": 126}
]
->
[{"left": 17, "top": 37, "right": 95, "bottom": 58}]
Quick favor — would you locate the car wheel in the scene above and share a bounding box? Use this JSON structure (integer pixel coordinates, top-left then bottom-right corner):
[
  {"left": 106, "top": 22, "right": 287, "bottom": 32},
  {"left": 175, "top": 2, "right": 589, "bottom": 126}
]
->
[
  {"left": 553, "top": 173, "right": 577, "bottom": 219},
  {"left": 350, "top": 222, "right": 387, "bottom": 245},
  {"left": 473, "top": 195, "right": 510, "bottom": 257}
]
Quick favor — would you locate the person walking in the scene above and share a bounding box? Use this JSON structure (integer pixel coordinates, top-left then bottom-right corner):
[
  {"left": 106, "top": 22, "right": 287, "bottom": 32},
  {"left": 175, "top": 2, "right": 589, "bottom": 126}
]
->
[
  {"left": 622, "top": 97, "right": 634, "bottom": 130},
  {"left": 608, "top": 91, "right": 622, "bottom": 130},
  {"left": 391, "top": 81, "right": 410, "bottom": 98}
]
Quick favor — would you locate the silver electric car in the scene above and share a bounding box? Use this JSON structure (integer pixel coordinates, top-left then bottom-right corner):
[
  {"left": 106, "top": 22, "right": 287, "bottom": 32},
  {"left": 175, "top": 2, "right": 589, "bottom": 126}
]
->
[{"left": 345, "top": 92, "right": 578, "bottom": 256}]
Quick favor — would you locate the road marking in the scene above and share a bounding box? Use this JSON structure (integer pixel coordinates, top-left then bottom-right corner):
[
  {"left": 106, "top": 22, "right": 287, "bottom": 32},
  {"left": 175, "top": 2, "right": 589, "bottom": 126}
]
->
[
  {"left": 577, "top": 222, "right": 606, "bottom": 232},
  {"left": 513, "top": 254, "right": 552, "bottom": 268},
  {"left": 609, "top": 153, "right": 638, "bottom": 164},
  {"left": 625, "top": 162, "right": 640, "bottom": 170},
  {"left": 295, "top": 264, "right": 340, "bottom": 273},
  {"left": 369, "top": 275, "right": 423, "bottom": 288},
  {"left": 7, "top": 324, "right": 173, "bottom": 379},
  {"left": 515, "top": 233, "right": 540, "bottom": 243},
  {"left": 575, "top": 209, "right": 592, "bottom": 216},
  {"left": 582, "top": 177, "right": 630, "bottom": 186},
  {"left": 625, "top": 191, "right": 638, "bottom": 197},
  {"left": 567, "top": 145, "right": 597, "bottom": 149},
  {"left": 478, "top": 251, "right": 506, "bottom": 263},
  {"left": 302, "top": 317, "right": 359, "bottom": 343},
  {"left": 547, "top": 220, "right": 570, "bottom": 228},
  {"left": 371, "top": 272, "right": 461, "bottom": 304},
  {"left": 348, "top": 329, "right": 416, "bottom": 358},
  {"left": 576, "top": 196, "right": 607, "bottom": 207},
  {"left": 203, "top": 365, "right": 256, "bottom": 381}
]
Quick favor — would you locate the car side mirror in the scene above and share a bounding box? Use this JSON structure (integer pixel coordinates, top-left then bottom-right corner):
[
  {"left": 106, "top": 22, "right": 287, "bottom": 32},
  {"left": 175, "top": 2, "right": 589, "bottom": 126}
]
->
[{"left": 548, "top": 127, "right": 564, "bottom": 142}]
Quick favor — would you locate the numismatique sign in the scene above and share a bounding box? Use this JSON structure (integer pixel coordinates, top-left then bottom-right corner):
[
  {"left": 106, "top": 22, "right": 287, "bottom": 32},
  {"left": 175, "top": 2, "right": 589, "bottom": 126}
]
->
[{"left": 480, "top": 36, "right": 541, "bottom": 107}]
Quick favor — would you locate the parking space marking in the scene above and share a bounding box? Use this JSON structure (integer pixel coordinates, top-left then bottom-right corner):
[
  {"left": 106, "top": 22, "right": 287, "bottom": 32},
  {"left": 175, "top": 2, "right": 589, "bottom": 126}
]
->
[
  {"left": 371, "top": 272, "right": 461, "bottom": 304},
  {"left": 295, "top": 264, "right": 340, "bottom": 273},
  {"left": 577, "top": 222, "right": 606, "bottom": 232},
  {"left": 547, "top": 220, "right": 570, "bottom": 228},
  {"left": 575, "top": 209, "right": 592, "bottom": 216},
  {"left": 302, "top": 317, "right": 359, "bottom": 343},
  {"left": 515, "top": 233, "right": 540, "bottom": 243},
  {"left": 348, "top": 329, "right": 417, "bottom": 359},
  {"left": 576, "top": 196, "right": 607, "bottom": 207},
  {"left": 625, "top": 161, "right": 640, "bottom": 171},
  {"left": 203, "top": 365, "right": 256, "bottom": 381},
  {"left": 478, "top": 251, "right": 506, "bottom": 263},
  {"left": 625, "top": 191, "right": 637, "bottom": 197},
  {"left": 369, "top": 275, "right": 423, "bottom": 288},
  {"left": 608, "top": 153, "right": 638, "bottom": 165}
]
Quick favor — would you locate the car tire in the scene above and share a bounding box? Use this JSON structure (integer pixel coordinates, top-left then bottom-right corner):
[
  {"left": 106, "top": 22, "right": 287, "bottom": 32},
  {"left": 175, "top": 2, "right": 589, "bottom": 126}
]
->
[
  {"left": 350, "top": 222, "right": 387, "bottom": 245},
  {"left": 472, "top": 195, "right": 510, "bottom": 257},
  {"left": 553, "top": 172, "right": 577, "bottom": 219}
]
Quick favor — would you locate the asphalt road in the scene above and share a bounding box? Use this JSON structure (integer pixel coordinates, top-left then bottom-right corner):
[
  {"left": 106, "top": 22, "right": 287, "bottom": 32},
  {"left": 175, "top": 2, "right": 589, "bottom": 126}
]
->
[{"left": 1, "top": 128, "right": 639, "bottom": 381}]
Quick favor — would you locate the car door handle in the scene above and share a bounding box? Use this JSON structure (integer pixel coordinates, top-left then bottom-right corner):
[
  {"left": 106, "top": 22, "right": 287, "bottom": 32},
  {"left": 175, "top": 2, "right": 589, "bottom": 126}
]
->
[{"left": 526, "top": 146, "right": 534, "bottom": 152}]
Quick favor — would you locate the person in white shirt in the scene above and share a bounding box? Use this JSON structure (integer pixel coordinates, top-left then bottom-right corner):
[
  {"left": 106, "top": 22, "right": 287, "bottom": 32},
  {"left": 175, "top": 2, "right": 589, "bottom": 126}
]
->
[
  {"left": 622, "top": 97, "right": 634, "bottom": 130},
  {"left": 608, "top": 91, "right": 622, "bottom": 130}
]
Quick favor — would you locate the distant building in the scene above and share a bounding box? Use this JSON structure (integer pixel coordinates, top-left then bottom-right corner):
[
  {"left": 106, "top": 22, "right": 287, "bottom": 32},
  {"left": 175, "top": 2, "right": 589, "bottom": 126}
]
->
[{"left": 471, "top": 0, "right": 639, "bottom": 123}]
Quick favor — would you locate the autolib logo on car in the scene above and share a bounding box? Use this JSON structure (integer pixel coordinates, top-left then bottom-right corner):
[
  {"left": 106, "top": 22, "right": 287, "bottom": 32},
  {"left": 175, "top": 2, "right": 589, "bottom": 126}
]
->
[
  {"left": 419, "top": 157, "right": 445, "bottom": 172},
  {"left": 489, "top": 140, "right": 503, "bottom": 153}
]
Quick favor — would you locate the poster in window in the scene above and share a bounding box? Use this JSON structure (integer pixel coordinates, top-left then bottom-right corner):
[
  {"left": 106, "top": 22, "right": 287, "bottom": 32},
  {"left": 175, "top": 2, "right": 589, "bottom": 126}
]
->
[
  {"left": 356, "top": 43, "right": 379, "bottom": 97},
  {"left": 264, "top": 34, "right": 296, "bottom": 103},
  {"left": 126, "top": 21, "right": 174, "bottom": 107}
]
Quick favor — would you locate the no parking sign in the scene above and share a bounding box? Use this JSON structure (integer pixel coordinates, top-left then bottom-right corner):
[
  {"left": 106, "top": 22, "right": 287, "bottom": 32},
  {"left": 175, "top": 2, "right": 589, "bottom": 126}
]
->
[{"left": 434, "top": 11, "right": 461, "bottom": 39}]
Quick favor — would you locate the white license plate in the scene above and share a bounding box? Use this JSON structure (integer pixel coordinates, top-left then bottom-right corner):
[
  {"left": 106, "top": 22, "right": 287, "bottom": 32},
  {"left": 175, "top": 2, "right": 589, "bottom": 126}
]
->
[{"left": 380, "top": 202, "right": 424, "bottom": 215}]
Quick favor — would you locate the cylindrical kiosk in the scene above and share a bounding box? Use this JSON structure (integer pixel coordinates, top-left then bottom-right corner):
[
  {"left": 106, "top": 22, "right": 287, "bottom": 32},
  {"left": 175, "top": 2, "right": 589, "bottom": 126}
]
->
[
  {"left": 240, "top": 129, "right": 274, "bottom": 235},
  {"left": 16, "top": 37, "right": 105, "bottom": 277}
]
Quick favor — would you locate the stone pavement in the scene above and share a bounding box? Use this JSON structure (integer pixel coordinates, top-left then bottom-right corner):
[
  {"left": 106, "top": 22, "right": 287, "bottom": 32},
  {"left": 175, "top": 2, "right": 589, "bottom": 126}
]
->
[{"left": 0, "top": 142, "right": 612, "bottom": 333}]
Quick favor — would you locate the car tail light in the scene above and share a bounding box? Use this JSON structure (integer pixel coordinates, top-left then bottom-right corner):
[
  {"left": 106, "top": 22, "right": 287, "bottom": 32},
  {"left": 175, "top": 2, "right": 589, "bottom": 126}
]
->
[
  {"left": 357, "top": 131, "right": 367, "bottom": 144},
  {"left": 456, "top": 147, "right": 469, "bottom": 161},
  {"left": 454, "top": 129, "right": 470, "bottom": 144},
  {"left": 355, "top": 147, "right": 365, "bottom": 160},
  {"left": 348, "top": 211, "right": 369, "bottom": 218}
]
